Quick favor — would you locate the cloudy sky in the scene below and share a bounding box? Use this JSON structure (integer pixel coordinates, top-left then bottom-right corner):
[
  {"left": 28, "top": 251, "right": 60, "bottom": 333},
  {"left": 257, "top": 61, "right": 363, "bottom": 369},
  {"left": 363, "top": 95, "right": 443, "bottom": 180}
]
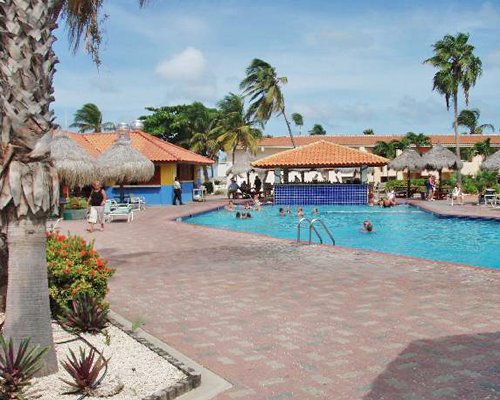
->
[{"left": 52, "top": 0, "right": 500, "bottom": 136}]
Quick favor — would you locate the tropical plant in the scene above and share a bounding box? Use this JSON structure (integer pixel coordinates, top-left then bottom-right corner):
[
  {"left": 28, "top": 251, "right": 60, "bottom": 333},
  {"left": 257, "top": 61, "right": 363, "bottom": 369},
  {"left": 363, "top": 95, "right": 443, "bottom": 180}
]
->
[
  {"left": 0, "top": 0, "right": 149, "bottom": 375},
  {"left": 187, "top": 107, "right": 222, "bottom": 182},
  {"left": 59, "top": 293, "right": 109, "bottom": 335},
  {"left": 309, "top": 124, "right": 326, "bottom": 136},
  {"left": 470, "top": 138, "right": 493, "bottom": 158},
  {"left": 363, "top": 128, "right": 375, "bottom": 135},
  {"left": 213, "top": 93, "right": 261, "bottom": 164},
  {"left": 64, "top": 197, "right": 88, "bottom": 210},
  {"left": 373, "top": 140, "right": 407, "bottom": 159},
  {"left": 60, "top": 347, "right": 107, "bottom": 394},
  {"left": 424, "top": 33, "right": 483, "bottom": 184},
  {"left": 141, "top": 102, "right": 219, "bottom": 147},
  {"left": 70, "top": 103, "right": 115, "bottom": 133},
  {"left": 457, "top": 109, "right": 495, "bottom": 135},
  {"left": 240, "top": 59, "right": 296, "bottom": 147},
  {"left": 291, "top": 113, "right": 304, "bottom": 135},
  {"left": 404, "top": 132, "right": 431, "bottom": 148},
  {"left": 0, "top": 335, "right": 48, "bottom": 399},
  {"left": 46, "top": 232, "right": 114, "bottom": 315}
]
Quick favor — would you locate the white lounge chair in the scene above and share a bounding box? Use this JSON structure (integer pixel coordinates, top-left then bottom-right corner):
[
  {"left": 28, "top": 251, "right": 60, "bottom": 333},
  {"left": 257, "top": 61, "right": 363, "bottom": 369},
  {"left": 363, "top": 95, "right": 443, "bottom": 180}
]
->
[{"left": 104, "top": 200, "right": 134, "bottom": 222}]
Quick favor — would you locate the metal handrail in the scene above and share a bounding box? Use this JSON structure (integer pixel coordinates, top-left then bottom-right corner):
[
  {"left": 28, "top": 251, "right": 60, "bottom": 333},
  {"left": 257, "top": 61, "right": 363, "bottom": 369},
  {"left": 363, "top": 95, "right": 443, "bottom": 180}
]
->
[
  {"left": 297, "top": 217, "right": 322, "bottom": 244},
  {"left": 310, "top": 218, "right": 335, "bottom": 245}
]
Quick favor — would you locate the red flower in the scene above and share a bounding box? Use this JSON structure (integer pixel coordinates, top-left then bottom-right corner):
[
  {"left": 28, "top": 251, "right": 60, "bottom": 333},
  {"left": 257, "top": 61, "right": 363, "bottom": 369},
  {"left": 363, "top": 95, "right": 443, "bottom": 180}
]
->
[
  {"left": 79, "top": 251, "right": 87, "bottom": 257},
  {"left": 96, "top": 258, "right": 106, "bottom": 268},
  {"left": 62, "top": 267, "right": 71, "bottom": 274}
]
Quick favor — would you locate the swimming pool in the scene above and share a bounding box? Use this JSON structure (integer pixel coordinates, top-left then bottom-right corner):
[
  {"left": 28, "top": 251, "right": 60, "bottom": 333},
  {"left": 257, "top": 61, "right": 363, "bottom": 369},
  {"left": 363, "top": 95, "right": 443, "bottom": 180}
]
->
[{"left": 184, "top": 205, "right": 500, "bottom": 269}]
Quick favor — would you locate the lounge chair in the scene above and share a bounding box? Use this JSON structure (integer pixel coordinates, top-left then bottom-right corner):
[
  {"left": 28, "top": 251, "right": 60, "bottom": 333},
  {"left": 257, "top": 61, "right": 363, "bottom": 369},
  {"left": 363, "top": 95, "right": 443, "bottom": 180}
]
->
[
  {"left": 128, "top": 194, "right": 146, "bottom": 210},
  {"left": 104, "top": 200, "right": 134, "bottom": 223}
]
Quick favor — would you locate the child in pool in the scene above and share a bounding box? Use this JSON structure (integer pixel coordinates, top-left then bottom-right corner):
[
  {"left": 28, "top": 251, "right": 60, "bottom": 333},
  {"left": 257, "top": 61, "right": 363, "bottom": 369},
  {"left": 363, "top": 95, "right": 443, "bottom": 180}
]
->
[
  {"left": 362, "top": 220, "right": 373, "bottom": 232},
  {"left": 297, "top": 207, "right": 304, "bottom": 218},
  {"left": 312, "top": 207, "right": 319, "bottom": 215},
  {"left": 279, "top": 208, "right": 285, "bottom": 216}
]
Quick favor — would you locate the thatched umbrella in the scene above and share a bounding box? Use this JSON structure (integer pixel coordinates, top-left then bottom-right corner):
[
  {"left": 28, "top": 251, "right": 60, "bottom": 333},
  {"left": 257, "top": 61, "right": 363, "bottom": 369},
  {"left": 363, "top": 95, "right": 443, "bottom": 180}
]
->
[
  {"left": 50, "top": 131, "right": 97, "bottom": 188},
  {"left": 481, "top": 150, "right": 500, "bottom": 172},
  {"left": 97, "top": 123, "right": 154, "bottom": 202},
  {"left": 421, "top": 143, "right": 463, "bottom": 193},
  {"left": 389, "top": 149, "right": 424, "bottom": 198}
]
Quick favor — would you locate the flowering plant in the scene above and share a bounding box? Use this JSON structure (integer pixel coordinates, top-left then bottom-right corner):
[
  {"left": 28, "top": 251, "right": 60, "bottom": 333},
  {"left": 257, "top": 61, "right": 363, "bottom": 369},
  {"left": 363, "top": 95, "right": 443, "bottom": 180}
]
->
[{"left": 46, "top": 232, "right": 114, "bottom": 314}]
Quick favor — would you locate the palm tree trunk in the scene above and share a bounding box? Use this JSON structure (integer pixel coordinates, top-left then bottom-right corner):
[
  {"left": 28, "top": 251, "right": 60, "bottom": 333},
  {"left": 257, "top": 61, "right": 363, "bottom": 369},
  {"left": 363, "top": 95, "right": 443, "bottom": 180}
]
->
[
  {"left": 281, "top": 109, "right": 296, "bottom": 148},
  {"left": 453, "top": 93, "right": 462, "bottom": 185},
  {"left": 0, "top": 232, "right": 7, "bottom": 312},
  {"left": 4, "top": 210, "right": 57, "bottom": 375},
  {"left": 1, "top": 0, "right": 60, "bottom": 375}
]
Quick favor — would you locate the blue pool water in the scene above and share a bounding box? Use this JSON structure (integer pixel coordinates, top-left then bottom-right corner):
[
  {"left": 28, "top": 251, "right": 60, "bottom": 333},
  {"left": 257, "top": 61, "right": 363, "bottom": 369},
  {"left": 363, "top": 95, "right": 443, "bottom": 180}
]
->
[{"left": 184, "top": 205, "right": 500, "bottom": 269}]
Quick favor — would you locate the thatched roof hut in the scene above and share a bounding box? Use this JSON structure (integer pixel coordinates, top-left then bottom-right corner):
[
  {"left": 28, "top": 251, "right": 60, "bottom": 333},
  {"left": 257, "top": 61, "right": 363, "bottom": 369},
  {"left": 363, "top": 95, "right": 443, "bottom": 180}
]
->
[
  {"left": 50, "top": 132, "right": 96, "bottom": 186},
  {"left": 421, "top": 143, "right": 463, "bottom": 171},
  {"left": 389, "top": 149, "right": 423, "bottom": 171},
  {"left": 481, "top": 150, "right": 500, "bottom": 172},
  {"left": 388, "top": 149, "right": 424, "bottom": 198},
  {"left": 97, "top": 125, "right": 155, "bottom": 185}
]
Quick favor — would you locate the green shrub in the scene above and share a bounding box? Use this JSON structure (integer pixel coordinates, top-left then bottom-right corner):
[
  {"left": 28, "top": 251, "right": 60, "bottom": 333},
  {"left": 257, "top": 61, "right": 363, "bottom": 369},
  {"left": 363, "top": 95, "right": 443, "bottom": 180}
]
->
[
  {"left": 46, "top": 233, "right": 114, "bottom": 316},
  {"left": 64, "top": 197, "right": 88, "bottom": 210},
  {"left": 203, "top": 181, "right": 214, "bottom": 194}
]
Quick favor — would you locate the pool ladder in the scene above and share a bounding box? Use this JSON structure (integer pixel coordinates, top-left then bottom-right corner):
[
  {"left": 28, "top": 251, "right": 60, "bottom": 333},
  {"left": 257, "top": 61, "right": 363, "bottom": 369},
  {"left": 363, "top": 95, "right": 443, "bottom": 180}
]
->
[{"left": 297, "top": 218, "right": 335, "bottom": 245}]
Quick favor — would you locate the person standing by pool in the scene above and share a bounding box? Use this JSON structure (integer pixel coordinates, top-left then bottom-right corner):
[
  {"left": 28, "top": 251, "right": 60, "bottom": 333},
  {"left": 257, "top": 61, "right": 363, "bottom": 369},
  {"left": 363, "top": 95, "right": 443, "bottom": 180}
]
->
[
  {"left": 426, "top": 176, "right": 436, "bottom": 201},
  {"left": 451, "top": 183, "right": 464, "bottom": 206},
  {"left": 87, "top": 181, "right": 107, "bottom": 232},
  {"left": 254, "top": 176, "right": 262, "bottom": 195},
  {"left": 173, "top": 177, "right": 184, "bottom": 205},
  {"left": 228, "top": 178, "right": 239, "bottom": 199}
]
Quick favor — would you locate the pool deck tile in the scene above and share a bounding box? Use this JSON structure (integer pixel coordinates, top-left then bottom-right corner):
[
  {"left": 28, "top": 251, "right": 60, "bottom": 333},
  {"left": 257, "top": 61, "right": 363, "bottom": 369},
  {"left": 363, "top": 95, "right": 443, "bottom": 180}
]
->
[{"left": 57, "top": 199, "right": 500, "bottom": 400}]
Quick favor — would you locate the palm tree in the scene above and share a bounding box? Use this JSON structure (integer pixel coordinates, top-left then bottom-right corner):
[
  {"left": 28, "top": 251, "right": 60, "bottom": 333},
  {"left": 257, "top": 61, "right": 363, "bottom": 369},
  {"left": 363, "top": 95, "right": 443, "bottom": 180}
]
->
[
  {"left": 240, "top": 59, "right": 296, "bottom": 147},
  {"left": 309, "top": 124, "right": 326, "bottom": 135},
  {"left": 469, "top": 138, "right": 492, "bottom": 159},
  {"left": 188, "top": 109, "right": 221, "bottom": 182},
  {"left": 373, "top": 140, "right": 405, "bottom": 159},
  {"left": 213, "top": 93, "right": 261, "bottom": 164},
  {"left": 0, "top": 0, "right": 147, "bottom": 376},
  {"left": 405, "top": 132, "right": 431, "bottom": 152},
  {"left": 424, "top": 33, "right": 482, "bottom": 184},
  {"left": 457, "top": 109, "right": 495, "bottom": 135},
  {"left": 70, "top": 103, "right": 115, "bottom": 133},
  {"left": 291, "top": 113, "right": 304, "bottom": 135},
  {"left": 363, "top": 128, "right": 375, "bottom": 135}
]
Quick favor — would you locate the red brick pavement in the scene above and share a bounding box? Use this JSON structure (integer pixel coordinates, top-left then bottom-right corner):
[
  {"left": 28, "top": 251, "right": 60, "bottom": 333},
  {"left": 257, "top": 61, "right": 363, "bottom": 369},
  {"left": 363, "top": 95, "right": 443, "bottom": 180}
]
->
[{"left": 57, "top": 201, "right": 500, "bottom": 400}]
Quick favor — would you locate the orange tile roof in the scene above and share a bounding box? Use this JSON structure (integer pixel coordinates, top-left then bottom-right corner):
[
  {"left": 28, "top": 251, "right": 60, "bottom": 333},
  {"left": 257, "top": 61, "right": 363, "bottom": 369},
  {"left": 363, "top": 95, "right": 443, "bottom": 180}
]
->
[
  {"left": 66, "top": 130, "right": 213, "bottom": 165},
  {"left": 259, "top": 134, "right": 500, "bottom": 148},
  {"left": 252, "top": 140, "right": 389, "bottom": 169}
]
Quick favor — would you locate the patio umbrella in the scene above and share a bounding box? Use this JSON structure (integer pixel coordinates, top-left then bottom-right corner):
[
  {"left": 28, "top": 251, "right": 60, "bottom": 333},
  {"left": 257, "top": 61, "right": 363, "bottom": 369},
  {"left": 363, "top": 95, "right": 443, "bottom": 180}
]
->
[
  {"left": 97, "top": 123, "right": 154, "bottom": 202},
  {"left": 388, "top": 149, "right": 424, "bottom": 198},
  {"left": 50, "top": 131, "right": 96, "bottom": 187},
  {"left": 481, "top": 150, "right": 500, "bottom": 172},
  {"left": 421, "top": 143, "right": 463, "bottom": 193}
]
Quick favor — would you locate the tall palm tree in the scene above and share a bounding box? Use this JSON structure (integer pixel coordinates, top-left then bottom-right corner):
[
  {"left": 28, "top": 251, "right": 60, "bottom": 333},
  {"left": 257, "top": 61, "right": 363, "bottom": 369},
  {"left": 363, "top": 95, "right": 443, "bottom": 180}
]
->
[
  {"left": 0, "top": 0, "right": 147, "bottom": 376},
  {"left": 291, "top": 112, "right": 304, "bottom": 135},
  {"left": 424, "top": 33, "right": 482, "bottom": 184},
  {"left": 363, "top": 128, "right": 375, "bottom": 135},
  {"left": 213, "top": 93, "right": 261, "bottom": 164},
  {"left": 240, "top": 59, "right": 296, "bottom": 148},
  {"left": 70, "top": 103, "right": 115, "bottom": 133},
  {"left": 457, "top": 109, "right": 495, "bottom": 135}
]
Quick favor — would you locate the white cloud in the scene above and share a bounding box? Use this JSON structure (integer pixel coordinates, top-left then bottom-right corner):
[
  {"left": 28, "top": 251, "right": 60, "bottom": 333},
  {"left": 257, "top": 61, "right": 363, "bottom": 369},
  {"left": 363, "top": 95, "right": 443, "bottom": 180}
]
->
[{"left": 156, "top": 47, "right": 207, "bottom": 82}]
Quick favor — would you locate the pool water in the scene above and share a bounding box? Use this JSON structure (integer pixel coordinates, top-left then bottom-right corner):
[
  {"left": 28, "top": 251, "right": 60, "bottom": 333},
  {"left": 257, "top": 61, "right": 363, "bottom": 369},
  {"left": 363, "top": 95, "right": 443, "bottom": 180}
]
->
[{"left": 184, "top": 205, "right": 500, "bottom": 269}]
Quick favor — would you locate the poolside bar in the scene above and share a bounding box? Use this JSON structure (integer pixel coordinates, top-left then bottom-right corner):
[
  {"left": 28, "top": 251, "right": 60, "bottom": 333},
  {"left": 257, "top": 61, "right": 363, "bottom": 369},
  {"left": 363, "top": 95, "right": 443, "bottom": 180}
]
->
[{"left": 252, "top": 140, "right": 388, "bottom": 205}]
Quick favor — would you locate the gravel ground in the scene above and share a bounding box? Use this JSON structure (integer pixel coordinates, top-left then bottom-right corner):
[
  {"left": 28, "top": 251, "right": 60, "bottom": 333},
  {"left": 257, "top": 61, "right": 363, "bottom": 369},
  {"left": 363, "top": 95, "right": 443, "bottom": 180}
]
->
[{"left": 0, "top": 315, "right": 187, "bottom": 399}]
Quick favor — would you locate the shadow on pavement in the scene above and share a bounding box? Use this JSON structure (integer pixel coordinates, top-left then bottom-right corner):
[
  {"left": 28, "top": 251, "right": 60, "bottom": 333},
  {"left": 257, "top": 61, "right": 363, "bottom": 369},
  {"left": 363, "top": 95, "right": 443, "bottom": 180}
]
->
[{"left": 364, "top": 331, "right": 500, "bottom": 400}]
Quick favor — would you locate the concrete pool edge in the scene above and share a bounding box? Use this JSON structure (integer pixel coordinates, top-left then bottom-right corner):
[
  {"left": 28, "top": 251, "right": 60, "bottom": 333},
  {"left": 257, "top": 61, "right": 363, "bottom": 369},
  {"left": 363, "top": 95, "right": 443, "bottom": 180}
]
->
[{"left": 177, "top": 203, "right": 499, "bottom": 273}]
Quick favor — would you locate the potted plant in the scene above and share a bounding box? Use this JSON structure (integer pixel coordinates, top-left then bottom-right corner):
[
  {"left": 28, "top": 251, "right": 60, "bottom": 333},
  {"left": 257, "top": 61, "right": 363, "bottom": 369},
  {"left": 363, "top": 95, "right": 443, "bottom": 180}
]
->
[{"left": 62, "top": 197, "right": 89, "bottom": 220}]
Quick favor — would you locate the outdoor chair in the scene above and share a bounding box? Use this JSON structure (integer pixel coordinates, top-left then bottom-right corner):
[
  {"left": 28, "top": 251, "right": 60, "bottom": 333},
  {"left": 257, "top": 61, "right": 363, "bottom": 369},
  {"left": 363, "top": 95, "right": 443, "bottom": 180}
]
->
[
  {"left": 128, "top": 194, "right": 146, "bottom": 210},
  {"left": 483, "top": 189, "right": 497, "bottom": 207},
  {"left": 104, "top": 200, "right": 134, "bottom": 223}
]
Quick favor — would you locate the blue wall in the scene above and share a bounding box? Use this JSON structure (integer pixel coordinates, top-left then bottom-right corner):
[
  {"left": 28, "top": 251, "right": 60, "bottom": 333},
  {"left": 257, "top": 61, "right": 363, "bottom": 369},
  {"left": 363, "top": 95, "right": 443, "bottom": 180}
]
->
[
  {"left": 274, "top": 184, "right": 368, "bottom": 205},
  {"left": 107, "top": 182, "right": 194, "bottom": 205}
]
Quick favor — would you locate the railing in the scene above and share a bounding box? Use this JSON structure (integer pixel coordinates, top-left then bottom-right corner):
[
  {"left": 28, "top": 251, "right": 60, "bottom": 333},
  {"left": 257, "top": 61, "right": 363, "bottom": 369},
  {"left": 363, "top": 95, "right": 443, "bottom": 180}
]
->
[{"left": 297, "top": 218, "right": 335, "bottom": 245}]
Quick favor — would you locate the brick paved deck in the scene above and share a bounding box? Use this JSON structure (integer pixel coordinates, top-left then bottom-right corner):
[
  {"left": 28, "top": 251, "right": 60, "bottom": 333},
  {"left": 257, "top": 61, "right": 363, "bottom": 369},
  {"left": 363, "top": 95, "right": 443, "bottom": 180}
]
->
[{"left": 57, "top": 200, "right": 500, "bottom": 400}]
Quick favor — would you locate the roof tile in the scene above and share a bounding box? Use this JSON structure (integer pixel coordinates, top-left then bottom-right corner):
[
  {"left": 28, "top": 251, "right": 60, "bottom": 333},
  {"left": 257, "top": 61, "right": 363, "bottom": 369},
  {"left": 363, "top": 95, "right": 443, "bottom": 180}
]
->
[
  {"left": 66, "top": 131, "right": 213, "bottom": 165},
  {"left": 252, "top": 140, "right": 389, "bottom": 169}
]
